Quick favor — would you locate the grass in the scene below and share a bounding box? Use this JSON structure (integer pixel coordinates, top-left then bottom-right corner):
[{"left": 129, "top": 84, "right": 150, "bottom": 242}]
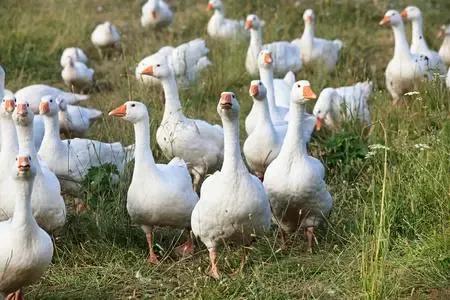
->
[{"left": 1, "top": 0, "right": 449, "bottom": 298}]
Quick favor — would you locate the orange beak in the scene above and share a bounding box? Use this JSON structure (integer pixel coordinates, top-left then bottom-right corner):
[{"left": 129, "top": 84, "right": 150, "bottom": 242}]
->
[
  {"left": 109, "top": 104, "right": 127, "bottom": 117},
  {"left": 264, "top": 53, "right": 273, "bottom": 64},
  {"left": 17, "top": 156, "right": 31, "bottom": 172},
  {"left": 379, "top": 16, "right": 390, "bottom": 26},
  {"left": 151, "top": 10, "right": 157, "bottom": 19},
  {"left": 141, "top": 65, "right": 154, "bottom": 76},
  {"left": 303, "top": 86, "right": 317, "bottom": 100},
  {"left": 16, "top": 103, "right": 28, "bottom": 117},
  {"left": 245, "top": 20, "right": 253, "bottom": 30},
  {"left": 4, "top": 99, "right": 15, "bottom": 113},
  {"left": 39, "top": 102, "right": 50, "bottom": 114},
  {"left": 219, "top": 93, "right": 233, "bottom": 109},
  {"left": 315, "top": 117, "right": 323, "bottom": 131},
  {"left": 400, "top": 10, "right": 407, "bottom": 18},
  {"left": 249, "top": 84, "right": 259, "bottom": 97},
  {"left": 207, "top": 3, "right": 213, "bottom": 11}
]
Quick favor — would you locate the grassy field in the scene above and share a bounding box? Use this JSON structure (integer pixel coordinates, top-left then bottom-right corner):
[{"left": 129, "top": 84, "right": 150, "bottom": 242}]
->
[{"left": 1, "top": 0, "right": 449, "bottom": 298}]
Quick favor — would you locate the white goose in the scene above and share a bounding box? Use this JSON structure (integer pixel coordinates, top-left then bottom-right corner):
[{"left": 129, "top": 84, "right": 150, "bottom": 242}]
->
[
  {"left": 446, "top": 68, "right": 450, "bottom": 89},
  {"left": 0, "top": 97, "right": 18, "bottom": 183},
  {"left": 136, "top": 39, "right": 212, "bottom": 87},
  {"left": 90, "top": 21, "right": 121, "bottom": 57},
  {"left": 250, "top": 50, "right": 316, "bottom": 137},
  {"left": 109, "top": 101, "right": 198, "bottom": 264},
  {"left": 245, "top": 14, "right": 302, "bottom": 77},
  {"left": 313, "top": 81, "right": 372, "bottom": 130},
  {"left": 191, "top": 92, "right": 271, "bottom": 279},
  {"left": 249, "top": 50, "right": 289, "bottom": 131},
  {"left": 2, "top": 93, "right": 45, "bottom": 151},
  {"left": 14, "top": 84, "right": 89, "bottom": 114},
  {"left": 141, "top": 0, "right": 173, "bottom": 29},
  {"left": 60, "top": 47, "right": 88, "bottom": 67},
  {"left": 207, "top": 0, "right": 248, "bottom": 40},
  {"left": 138, "top": 57, "right": 224, "bottom": 192},
  {"left": 61, "top": 57, "right": 95, "bottom": 92},
  {"left": 438, "top": 25, "right": 450, "bottom": 66},
  {"left": 292, "top": 9, "right": 343, "bottom": 72},
  {"left": 264, "top": 81, "right": 333, "bottom": 252},
  {"left": 58, "top": 100, "right": 102, "bottom": 138},
  {"left": 243, "top": 81, "right": 284, "bottom": 180},
  {"left": 379, "top": 10, "right": 431, "bottom": 103},
  {"left": 0, "top": 155, "right": 53, "bottom": 300},
  {"left": 0, "top": 101, "right": 66, "bottom": 232},
  {"left": 401, "top": 6, "right": 446, "bottom": 74},
  {"left": 38, "top": 96, "right": 133, "bottom": 194}
]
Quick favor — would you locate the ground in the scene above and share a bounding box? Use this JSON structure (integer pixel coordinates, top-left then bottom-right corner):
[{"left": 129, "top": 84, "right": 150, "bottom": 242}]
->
[{"left": 0, "top": 0, "right": 449, "bottom": 299}]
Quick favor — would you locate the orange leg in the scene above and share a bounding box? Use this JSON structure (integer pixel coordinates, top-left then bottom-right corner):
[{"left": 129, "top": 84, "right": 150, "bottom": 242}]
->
[
  {"left": 6, "top": 289, "right": 24, "bottom": 300},
  {"left": 145, "top": 230, "right": 159, "bottom": 264},
  {"left": 305, "top": 226, "right": 315, "bottom": 253},
  {"left": 174, "top": 230, "right": 195, "bottom": 258},
  {"left": 208, "top": 247, "right": 220, "bottom": 279}
]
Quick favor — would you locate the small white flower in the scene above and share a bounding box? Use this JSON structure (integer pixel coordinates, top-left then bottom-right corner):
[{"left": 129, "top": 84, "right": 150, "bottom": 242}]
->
[
  {"left": 404, "top": 91, "right": 420, "bottom": 96},
  {"left": 414, "top": 144, "right": 431, "bottom": 151},
  {"left": 368, "top": 144, "right": 390, "bottom": 151}
]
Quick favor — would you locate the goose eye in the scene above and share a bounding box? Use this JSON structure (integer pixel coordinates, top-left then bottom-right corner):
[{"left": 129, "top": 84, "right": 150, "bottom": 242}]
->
[
  {"left": 259, "top": 82, "right": 262, "bottom": 86},
  {"left": 297, "top": 84, "right": 301, "bottom": 88},
  {"left": 156, "top": 64, "right": 160, "bottom": 67},
  {"left": 14, "top": 99, "right": 16, "bottom": 102},
  {"left": 27, "top": 104, "right": 29, "bottom": 107},
  {"left": 15, "top": 158, "right": 17, "bottom": 161},
  {"left": 50, "top": 99, "right": 53, "bottom": 103},
  {"left": 131, "top": 104, "right": 136, "bottom": 107}
]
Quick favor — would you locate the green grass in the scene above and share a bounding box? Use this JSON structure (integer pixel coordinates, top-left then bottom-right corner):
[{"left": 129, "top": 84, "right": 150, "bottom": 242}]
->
[{"left": 1, "top": 0, "right": 450, "bottom": 298}]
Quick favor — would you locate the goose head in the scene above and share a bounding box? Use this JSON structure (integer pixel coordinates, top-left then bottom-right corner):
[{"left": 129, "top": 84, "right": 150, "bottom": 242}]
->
[
  {"left": 217, "top": 92, "right": 239, "bottom": 120},
  {"left": 400, "top": 6, "right": 422, "bottom": 21},
  {"left": 12, "top": 101, "right": 33, "bottom": 127},
  {"left": 109, "top": 101, "right": 148, "bottom": 123},
  {"left": 1, "top": 94, "right": 16, "bottom": 117},
  {"left": 39, "top": 95, "right": 60, "bottom": 117},
  {"left": 437, "top": 24, "right": 450, "bottom": 38},
  {"left": 207, "top": 0, "right": 223, "bottom": 12},
  {"left": 245, "top": 14, "right": 264, "bottom": 30},
  {"left": 139, "top": 55, "right": 172, "bottom": 79},
  {"left": 249, "top": 80, "right": 267, "bottom": 101},
  {"left": 257, "top": 49, "right": 273, "bottom": 69},
  {"left": 313, "top": 88, "right": 336, "bottom": 130},
  {"left": 303, "top": 9, "right": 315, "bottom": 24},
  {"left": 15, "top": 154, "right": 36, "bottom": 179},
  {"left": 147, "top": 0, "right": 161, "bottom": 18},
  {"left": 379, "top": 10, "right": 403, "bottom": 27},
  {"left": 290, "top": 80, "right": 317, "bottom": 105}
]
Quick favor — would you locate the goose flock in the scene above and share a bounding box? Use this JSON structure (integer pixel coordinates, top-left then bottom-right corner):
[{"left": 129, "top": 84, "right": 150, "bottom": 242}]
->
[{"left": 1, "top": 1, "right": 450, "bottom": 297}]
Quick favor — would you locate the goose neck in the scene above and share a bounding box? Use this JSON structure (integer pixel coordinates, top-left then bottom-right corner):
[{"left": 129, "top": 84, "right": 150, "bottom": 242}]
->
[
  {"left": 221, "top": 116, "right": 246, "bottom": 174},
  {"left": 161, "top": 75, "right": 183, "bottom": 121},
  {"left": 254, "top": 97, "right": 273, "bottom": 128},
  {"left": 12, "top": 178, "right": 38, "bottom": 228},
  {"left": 250, "top": 28, "right": 263, "bottom": 49},
  {"left": 259, "top": 68, "right": 284, "bottom": 120},
  {"left": 41, "top": 114, "right": 64, "bottom": 150},
  {"left": 280, "top": 102, "right": 307, "bottom": 157},
  {"left": 133, "top": 116, "right": 156, "bottom": 168},
  {"left": 392, "top": 23, "right": 412, "bottom": 59},
  {"left": 411, "top": 18, "right": 428, "bottom": 49},
  {"left": 302, "top": 22, "right": 314, "bottom": 43},
  {"left": 0, "top": 117, "right": 18, "bottom": 155},
  {"left": 16, "top": 123, "right": 39, "bottom": 163}
]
